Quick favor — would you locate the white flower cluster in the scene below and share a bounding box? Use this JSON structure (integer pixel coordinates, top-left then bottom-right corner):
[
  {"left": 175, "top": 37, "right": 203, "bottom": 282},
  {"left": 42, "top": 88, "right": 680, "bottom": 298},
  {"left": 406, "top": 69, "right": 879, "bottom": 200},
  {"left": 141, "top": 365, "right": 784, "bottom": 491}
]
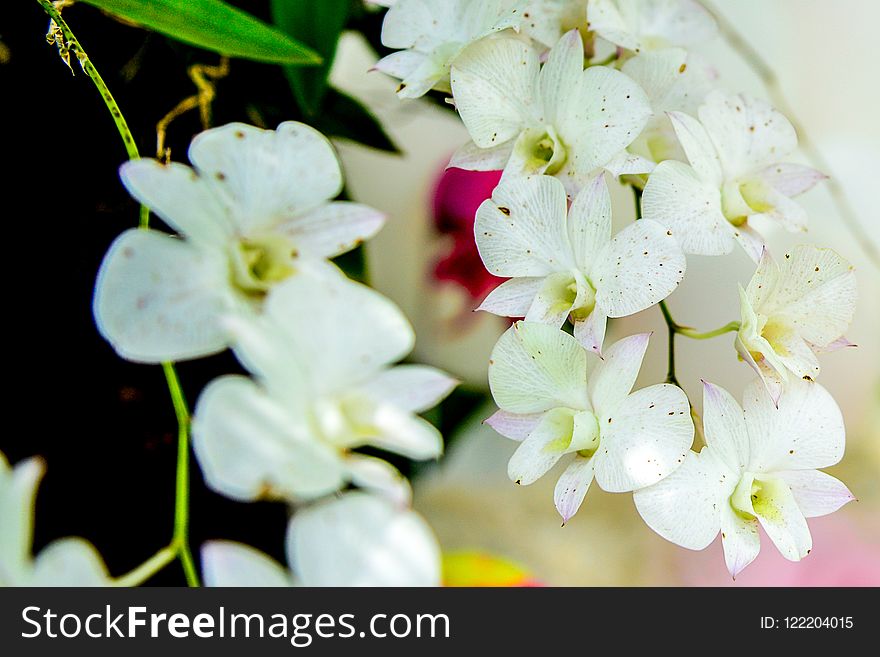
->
[
  {"left": 378, "top": 0, "right": 858, "bottom": 577},
  {"left": 90, "top": 122, "right": 457, "bottom": 586}
]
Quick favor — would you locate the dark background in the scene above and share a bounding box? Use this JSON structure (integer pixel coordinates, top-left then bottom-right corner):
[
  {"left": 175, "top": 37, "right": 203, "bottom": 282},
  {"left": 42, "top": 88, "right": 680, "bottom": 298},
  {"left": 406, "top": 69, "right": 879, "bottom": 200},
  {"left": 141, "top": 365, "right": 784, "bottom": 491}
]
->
[{"left": 1, "top": 1, "right": 476, "bottom": 585}]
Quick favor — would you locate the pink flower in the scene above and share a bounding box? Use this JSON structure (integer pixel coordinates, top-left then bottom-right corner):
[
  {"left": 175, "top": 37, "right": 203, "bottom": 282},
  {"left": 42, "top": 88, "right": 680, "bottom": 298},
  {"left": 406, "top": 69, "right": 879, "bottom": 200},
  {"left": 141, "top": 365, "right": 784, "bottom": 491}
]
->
[{"left": 431, "top": 166, "right": 504, "bottom": 304}]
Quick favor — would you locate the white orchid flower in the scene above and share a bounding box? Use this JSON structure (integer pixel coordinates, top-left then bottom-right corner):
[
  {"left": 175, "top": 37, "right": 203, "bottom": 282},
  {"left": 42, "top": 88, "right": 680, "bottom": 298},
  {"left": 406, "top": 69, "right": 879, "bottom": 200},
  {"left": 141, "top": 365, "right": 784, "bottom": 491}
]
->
[
  {"left": 519, "top": 0, "right": 589, "bottom": 49},
  {"left": 487, "top": 324, "right": 693, "bottom": 523},
  {"left": 736, "top": 245, "right": 857, "bottom": 404},
  {"left": 192, "top": 271, "right": 457, "bottom": 504},
  {"left": 587, "top": 0, "right": 717, "bottom": 53},
  {"left": 449, "top": 30, "right": 651, "bottom": 193},
  {"left": 1, "top": 453, "right": 110, "bottom": 586},
  {"left": 634, "top": 379, "right": 853, "bottom": 578},
  {"left": 375, "top": 0, "right": 524, "bottom": 99},
  {"left": 619, "top": 47, "right": 716, "bottom": 168},
  {"left": 641, "top": 91, "right": 827, "bottom": 261},
  {"left": 476, "top": 175, "right": 685, "bottom": 354},
  {"left": 94, "top": 121, "right": 384, "bottom": 363},
  {"left": 202, "top": 493, "right": 441, "bottom": 587}
]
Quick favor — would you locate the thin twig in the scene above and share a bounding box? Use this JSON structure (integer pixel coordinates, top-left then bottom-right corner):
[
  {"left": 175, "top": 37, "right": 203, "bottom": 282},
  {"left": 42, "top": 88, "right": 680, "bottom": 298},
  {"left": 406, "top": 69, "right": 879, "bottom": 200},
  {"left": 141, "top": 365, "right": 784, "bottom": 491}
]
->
[{"left": 37, "top": 0, "right": 200, "bottom": 586}]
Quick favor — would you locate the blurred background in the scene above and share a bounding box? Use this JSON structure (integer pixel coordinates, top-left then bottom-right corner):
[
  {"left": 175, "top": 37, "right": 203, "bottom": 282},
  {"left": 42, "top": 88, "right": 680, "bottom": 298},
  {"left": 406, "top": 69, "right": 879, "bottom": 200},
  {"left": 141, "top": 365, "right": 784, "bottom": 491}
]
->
[{"left": 1, "top": 0, "right": 877, "bottom": 586}]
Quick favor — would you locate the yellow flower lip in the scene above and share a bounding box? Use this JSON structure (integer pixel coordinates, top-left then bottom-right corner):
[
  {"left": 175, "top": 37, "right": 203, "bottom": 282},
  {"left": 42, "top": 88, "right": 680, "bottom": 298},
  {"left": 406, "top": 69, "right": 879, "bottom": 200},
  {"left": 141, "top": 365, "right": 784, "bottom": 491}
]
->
[{"left": 230, "top": 234, "right": 298, "bottom": 295}]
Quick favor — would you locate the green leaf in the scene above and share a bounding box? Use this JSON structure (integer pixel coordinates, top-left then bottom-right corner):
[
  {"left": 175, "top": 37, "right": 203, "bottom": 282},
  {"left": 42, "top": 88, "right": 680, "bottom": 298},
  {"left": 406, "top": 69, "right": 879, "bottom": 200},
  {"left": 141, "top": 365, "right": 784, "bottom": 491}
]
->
[
  {"left": 270, "top": 0, "right": 350, "bottom": 116},
  {"left": 80, "top": 0, "right": 322, "bottom": 65},
  {"left": 317, "top": 88, "right": 400, "bottom": 155}
]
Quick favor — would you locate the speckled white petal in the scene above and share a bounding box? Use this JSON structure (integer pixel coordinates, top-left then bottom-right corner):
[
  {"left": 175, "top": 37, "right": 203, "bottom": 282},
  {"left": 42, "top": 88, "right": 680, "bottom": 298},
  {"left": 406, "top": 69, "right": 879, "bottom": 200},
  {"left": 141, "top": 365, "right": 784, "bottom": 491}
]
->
[
  {"left": 588, "top": 333, "right": 650, "bottom": 417},
  {"left": 743, "top": 378, "right": 845, "bottom": 474},
  {"left": 381, "top": 0, "right": 436, "bottom": 49},
  {"left": 507, "top": 408, "right": 573, "bottom": 484},
  {"left": 288, "top": 492, "right": 441, "bottom": 586},
  {"left": 451, "top": 37, "right": 537, "bottom": 148},
  {"left": 666, "top": 111, "right": 722, "bottom": 184},
  {"left": 622, "top": 48, "right": 714, "bottom": 121},
  {"left": 478, "top": 277, "right": 543, "bottom": 316},
  {"left": 641, "top": 160, "right": 733, "bottom": 256},
  {"left": 593, "top": 383, "right": 693, "bottom": 492},
  {"left": 745, "top": 248, "right": 778, "bottom": 308},
  {"left": 525, "top": 271, "right": 577, "bottom": 327},
  {"left": 567, "top": 175, "right": 612, "bottom": 272},
  {"left": 642, "top": 0, "right": 718, "bottom": 47},
  {"left": 587, "top": 0, "right": 640, "bottom": 51},
  {"left": 633, "top": 447, "right": 730, "bottom": 550},
  {"left": 589, "top": 0, "right": 717, "bottom": 52},
  {"left": 762, "top": 245, "right": 857, "bottom": 347},
  {"left": 489, "top": 322, "right": 589, "bottom": 414},
  {"left": 29, "top": 538, "right": 110, "bottom": 587},
  {"left": 475, "top": 175, "right": 575, "bottom": 276},
  {"left": 119, "top": 160, "right": 232, "bottom": 247},
  {"left": 448, "top": 140, "right": 514, "bottom": 171},
  {"left": 395, "top": 56, "right": 449, "bottom": 98},
  {"left": 202, "top": 541, "right": 292, "bottom": 587},
  {"left": 93, "top": 229, "right": 231, "bottom": 364},
  {"left": 554, "top": 454, "right": 595, "bottom": 523},
  {"left": 769, "top": 328, "right": 821, "bottom": 380},
  {"left": 373, "top": 49, "right": 426, "bottom": 80},
  {"left": 698, "top": 91, "right": 798, "bottom": 179},
  {"left": 775, "top": 470, "right": 855, "bottom": 518},
  {"left": 563, "top": 66, "right": 652, "bottom": 175},
  {"left": 592, "top": 219, "right": 685, "bottom": 317},
  {"left": 361, "top": 365, "right": 457, "bottom": 413},
  {"left": 751, "top": 477, "right": 812, "bottom": 562},
  {"left": 189, "top": 122, "right": 343, "bottom": 234},
  {"left": 757, "top": 163, "right": 827, "bottom": 197},
  {"left": 539, "top": 30, "right": 587, "bottom": 127},
  {"left": 573, "top": 304, "right": 608, "bottom": 356},
  {"left": 485, "top": 410, "right": 543, "bottom": 441},
  {"left": 275, "top": 201, "right": 385, "bottom": 259},
  {"left": 701, "top": 381, "right": 750, "bottom": 474},
  {"left": 192, "top": 376, "right": 346, "bottom": 502},
  {"left": 720, "top": 502, "right": 760, "bottom": 579},
  {"left": 731, "top": 222, "right": 766, "bottom": 264},
  {"left": 603, "top": 150, "right": 656, "bottom": 176}
]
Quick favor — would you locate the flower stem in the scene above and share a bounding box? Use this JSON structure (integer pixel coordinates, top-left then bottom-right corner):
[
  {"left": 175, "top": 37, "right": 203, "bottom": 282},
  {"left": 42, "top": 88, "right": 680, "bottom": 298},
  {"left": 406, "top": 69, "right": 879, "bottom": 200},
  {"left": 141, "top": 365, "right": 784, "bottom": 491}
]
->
[
  {"left": 164, "top": 363, "right": 200, "bottom": 587},
  {"left": 677, "top": 321, "right": 741, "bottom": 340},
  {"left": 37, "top": 0, "right": 199, "bottom": 586},
  {"left": 113, "top": 545, "right": 177, "bottom": 587},
  {"left": 658, "top": 300, "right": 680, "bottom": 386},
  {"left": 633, "top": 186, "right": 739, "bottom": 385}
]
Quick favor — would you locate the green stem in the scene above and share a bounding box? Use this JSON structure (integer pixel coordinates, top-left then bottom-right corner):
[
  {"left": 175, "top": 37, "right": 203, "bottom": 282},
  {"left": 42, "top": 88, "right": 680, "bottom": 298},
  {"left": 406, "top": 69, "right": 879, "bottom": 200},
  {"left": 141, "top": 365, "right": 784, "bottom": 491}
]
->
[
  {"left": 677, "top": 321, "right": 741, "bottom": 340},
  {"left": 164, "top": 363, "right": 200, "bottom": 587},
  {"left": 38, "top": 0, "right": 199, "bottom": 586},
  {"left": 38, "top": 1, "right": 135, "bottom": 157},
  {"left": 658, "top": 300, "right": 680, "bottom": 387},
  {"left": 113, "top": 545, "right": 176, "bottom": 587}
]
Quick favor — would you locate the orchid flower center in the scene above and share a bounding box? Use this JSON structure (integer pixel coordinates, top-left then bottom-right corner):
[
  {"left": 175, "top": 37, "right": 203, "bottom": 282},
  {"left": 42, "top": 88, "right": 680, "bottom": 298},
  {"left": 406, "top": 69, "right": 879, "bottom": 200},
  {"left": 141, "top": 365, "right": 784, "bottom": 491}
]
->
[
  {"left": 568, "top": 276, "right": 597, "bottom": 321},
  {"left": 230, "top": 234, "right": 297, "bottom": 296},
  {"left": 731, "top": 472, "right": 787, "bottom": 522},
  {"left": 542, "top": 408, "right": 600, "bottom": 456},
  {"left": 314, "top": 394, "right": 380, "bottom": 449},
  {"left": 721, "top": 178, "right": 775, "bottom": 227},
  {"left": 521, "top": 125, "right": 568, "bottom": 175}
]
